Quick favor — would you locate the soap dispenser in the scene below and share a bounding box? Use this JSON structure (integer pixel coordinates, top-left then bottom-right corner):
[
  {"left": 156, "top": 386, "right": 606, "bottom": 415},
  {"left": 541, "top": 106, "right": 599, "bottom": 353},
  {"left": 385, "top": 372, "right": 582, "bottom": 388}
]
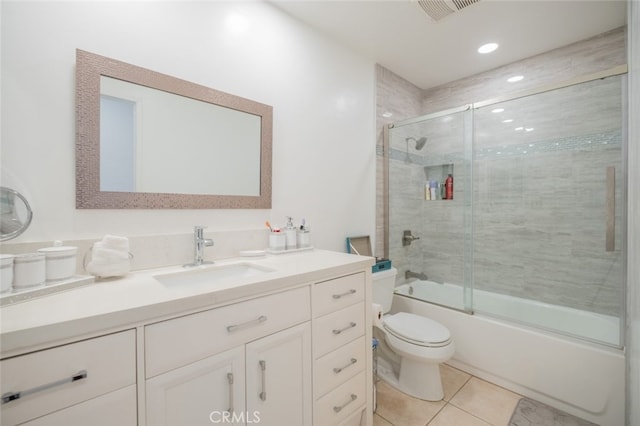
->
[{"left": 284, "top": 216, "right": 297, "bottom": 250}]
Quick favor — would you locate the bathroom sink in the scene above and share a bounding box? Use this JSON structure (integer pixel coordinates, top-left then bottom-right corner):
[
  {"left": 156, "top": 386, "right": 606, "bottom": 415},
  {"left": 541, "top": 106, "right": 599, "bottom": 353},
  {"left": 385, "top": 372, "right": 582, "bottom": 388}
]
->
[{"left": 153, "top": 262, "right": 274, "bottom": 286}]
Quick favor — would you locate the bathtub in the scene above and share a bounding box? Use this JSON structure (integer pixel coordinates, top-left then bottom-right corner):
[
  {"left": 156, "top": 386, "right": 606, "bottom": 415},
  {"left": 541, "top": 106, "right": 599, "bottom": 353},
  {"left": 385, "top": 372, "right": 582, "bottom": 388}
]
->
[
  {"left": 395, "top": 280, "right": 621, "bottom": 346},
  {"left": 392, "top": 280, "right": 626, "bottom": 426}
]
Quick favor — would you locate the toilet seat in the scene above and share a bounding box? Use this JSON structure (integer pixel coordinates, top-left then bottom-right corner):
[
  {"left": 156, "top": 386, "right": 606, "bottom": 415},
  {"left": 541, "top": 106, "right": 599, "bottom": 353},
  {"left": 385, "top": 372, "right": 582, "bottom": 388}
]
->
[{"left": 383, "top": 312, "right": 451, "bottom": 348}]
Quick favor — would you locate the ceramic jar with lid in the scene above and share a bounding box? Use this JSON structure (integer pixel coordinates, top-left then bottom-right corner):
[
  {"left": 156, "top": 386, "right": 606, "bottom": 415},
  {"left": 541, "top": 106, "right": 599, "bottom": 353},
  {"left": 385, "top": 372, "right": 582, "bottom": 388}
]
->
[
  {"left": 13, "top": 253, "right": 46, "bottom": 289},
  {"left": 38, "top": 241, "right": 78, "bottom": 282}
]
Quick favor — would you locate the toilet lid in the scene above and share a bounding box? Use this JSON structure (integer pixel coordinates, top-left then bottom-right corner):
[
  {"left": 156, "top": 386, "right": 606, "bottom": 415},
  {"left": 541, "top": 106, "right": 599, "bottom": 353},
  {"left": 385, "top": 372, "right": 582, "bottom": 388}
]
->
[{"left": 383, "top": 312, "right": 451, "bottom": 346}]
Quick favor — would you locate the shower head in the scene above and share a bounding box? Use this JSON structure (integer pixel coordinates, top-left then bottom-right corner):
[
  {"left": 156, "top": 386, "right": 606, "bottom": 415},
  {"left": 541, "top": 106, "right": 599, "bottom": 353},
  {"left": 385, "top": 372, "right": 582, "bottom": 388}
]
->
[{"left": 406, "top": 136, "right": 427, "bottom": 150}]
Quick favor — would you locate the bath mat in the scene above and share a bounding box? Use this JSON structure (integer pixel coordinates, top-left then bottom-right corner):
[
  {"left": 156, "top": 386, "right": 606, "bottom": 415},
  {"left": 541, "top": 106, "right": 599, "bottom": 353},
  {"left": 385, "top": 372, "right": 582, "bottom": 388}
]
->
[{"left": 509, "top": 398, "right": 598, "bottom": 426}]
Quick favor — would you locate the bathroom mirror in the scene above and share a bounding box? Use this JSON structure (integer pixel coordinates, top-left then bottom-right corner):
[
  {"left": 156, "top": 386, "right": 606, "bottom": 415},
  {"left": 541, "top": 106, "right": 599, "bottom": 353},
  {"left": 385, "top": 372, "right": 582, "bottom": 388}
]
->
[
  {"left": 0, "top": 187, "right": 33, "bottom": 241},
  {"left": 76, "top": 49, "right": 272, "bottom": 209}
]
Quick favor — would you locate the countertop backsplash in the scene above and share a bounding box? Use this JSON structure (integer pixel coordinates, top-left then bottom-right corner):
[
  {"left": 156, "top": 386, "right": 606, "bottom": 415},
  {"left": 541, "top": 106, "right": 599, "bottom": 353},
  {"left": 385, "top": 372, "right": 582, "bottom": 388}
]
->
[{"left": 0, "top": 228, "right": 270, "bottom": 276}]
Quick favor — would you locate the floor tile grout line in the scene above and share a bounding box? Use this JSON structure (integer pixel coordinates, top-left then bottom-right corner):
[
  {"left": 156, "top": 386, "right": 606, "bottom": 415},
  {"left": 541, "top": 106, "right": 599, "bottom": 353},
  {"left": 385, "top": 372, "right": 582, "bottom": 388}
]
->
[{"left": 445, "top": 370, "right": 473, "bottom": 402}]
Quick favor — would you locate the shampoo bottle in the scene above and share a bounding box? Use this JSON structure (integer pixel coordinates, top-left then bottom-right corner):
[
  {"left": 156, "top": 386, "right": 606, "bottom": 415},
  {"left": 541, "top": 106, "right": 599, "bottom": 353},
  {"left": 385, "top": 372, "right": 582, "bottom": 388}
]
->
[{"left": 445, "top": 174, "right": 454, "bottom": 200}]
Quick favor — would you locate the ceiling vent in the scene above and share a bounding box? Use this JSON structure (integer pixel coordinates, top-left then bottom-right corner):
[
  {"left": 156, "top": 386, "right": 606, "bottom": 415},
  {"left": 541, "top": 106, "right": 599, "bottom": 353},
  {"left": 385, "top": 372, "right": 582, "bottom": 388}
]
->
[{"left": 417, "top": 0, "right": 482, "bottom": 21}]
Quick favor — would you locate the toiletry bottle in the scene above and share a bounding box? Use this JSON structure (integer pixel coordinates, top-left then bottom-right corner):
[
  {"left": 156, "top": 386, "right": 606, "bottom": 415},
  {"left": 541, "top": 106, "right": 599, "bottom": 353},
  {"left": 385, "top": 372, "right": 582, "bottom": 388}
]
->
[
  {"left": 297, "top": 218, "right": 310, "bottom": 248},
  {"left": 445, "top": 174, "right": 453, "bottom": 200},
  {"left": 284, "top": 216, "right": 297, "bottom": 250},
  {"left": 429, "top": 181, "right": 437, "bottom": 200}
]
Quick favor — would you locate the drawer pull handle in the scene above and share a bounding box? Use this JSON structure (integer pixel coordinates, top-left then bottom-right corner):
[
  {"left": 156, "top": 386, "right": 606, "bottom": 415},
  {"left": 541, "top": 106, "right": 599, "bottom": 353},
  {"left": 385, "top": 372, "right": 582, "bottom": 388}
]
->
[
  {"left": 226, "top": 373, "right": 234, "bottom": 414},
  {"left": 259, "top": 360, "right": 267, "bottom": 401},
  {"left": 333, "top": 322, "right": 357, "bottom": 335},
  {"left": 226, "top": 315, "right": 267, "bottom": 333},
  {"left": 1, "top": 370, "right": 88, "bottom": 405},
  {"left": 333, "top": 393, "right": 357, "bottom": 413},
  {"left": 332, "top": 289, "right": 356, "bottom": 299},
  {"left": 333, "top": 358, "right": 357, "bottom": 374}
]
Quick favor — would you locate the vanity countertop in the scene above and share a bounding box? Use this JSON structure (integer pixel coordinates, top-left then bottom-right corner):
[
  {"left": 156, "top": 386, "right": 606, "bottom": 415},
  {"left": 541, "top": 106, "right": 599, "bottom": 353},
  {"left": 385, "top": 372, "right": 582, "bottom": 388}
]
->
[{"left": 0, "top": 249, "right": 373, "bottom": 358}]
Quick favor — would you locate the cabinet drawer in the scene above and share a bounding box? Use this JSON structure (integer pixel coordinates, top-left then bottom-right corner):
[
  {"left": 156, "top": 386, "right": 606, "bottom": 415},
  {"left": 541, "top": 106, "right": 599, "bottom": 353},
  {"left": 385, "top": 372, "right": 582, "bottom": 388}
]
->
[
  {"left": 19, "top": 385, "right": 137, "bottom": 426},
  {"left": 313, "top": 303, "right": 364, "bottom": 359},
  {"left": 146, "top": 286, "right": 310, "bottom": 377},
  {"left": 338, "top": 406, "right": 366, "bottom": 426},
  {"left": 314, "top": 371, "right": 366, "bottom": 426},
  {"left": 313, "top": 273, "right": 365, "bottom": 318},
  {"left": 0, "top": 330, "right": 136, "bottom": 426},
  {"left": 314, "top": 336, "right": 366, "bottom": 398}
]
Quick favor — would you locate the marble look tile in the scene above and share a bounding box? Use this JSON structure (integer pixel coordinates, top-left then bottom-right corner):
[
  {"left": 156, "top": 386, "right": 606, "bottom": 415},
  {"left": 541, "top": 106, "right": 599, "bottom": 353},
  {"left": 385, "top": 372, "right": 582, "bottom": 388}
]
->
[
  {"left": 375, "top": 380, "right": 445, "bottom": 426},
  {"left": 450, "top": 377, "right": 522, "bottom": 426},
  {"left": 428, "top": 404, "right": 492, "bottom": 426}
]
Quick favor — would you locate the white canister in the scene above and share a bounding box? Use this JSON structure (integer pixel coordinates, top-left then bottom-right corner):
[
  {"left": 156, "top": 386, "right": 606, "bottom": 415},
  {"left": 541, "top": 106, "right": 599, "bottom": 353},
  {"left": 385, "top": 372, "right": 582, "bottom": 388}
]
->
[
  {"left": 268, "top": 232, "right": 286, "bottom": 251},
  {"left": 13, "top": 253, "right": 46, "bottom": 289},
  {"left": 296, "top": 230, "right": 310, "bottom": 248},
  {"left": 38, "top": 243, "right": 78, "bottom": 282},
  {"left": 0, "top": 254, "right": 14, "bottom": 294}
]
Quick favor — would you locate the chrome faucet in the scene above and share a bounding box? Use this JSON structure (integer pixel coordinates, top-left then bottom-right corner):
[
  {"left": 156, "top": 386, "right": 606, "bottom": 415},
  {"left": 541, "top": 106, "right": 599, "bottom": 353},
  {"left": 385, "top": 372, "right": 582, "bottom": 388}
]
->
[
  {"left": 405, "top": 270, "right": 428, "bottom": 281},
  {"left": 185, "top": 225, "right": 214, "bottom": 267}
]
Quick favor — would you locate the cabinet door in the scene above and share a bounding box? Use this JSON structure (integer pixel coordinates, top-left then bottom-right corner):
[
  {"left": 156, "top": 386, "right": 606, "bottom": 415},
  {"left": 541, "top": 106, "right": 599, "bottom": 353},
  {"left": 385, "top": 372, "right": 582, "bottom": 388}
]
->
[
  {"left": 246, "top": 322, "right": 312, "bottom": 426},
  {"left": 146, "top": 346, "right": 245, "bottom": 426},
  {"left": 18, "top": 385, "right": 137, "bottom": 426}
]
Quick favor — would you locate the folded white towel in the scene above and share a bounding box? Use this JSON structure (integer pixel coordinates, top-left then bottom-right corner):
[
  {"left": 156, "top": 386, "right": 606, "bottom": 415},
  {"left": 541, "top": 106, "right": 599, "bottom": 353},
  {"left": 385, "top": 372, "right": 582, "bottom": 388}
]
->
[
  {"left": 86, "top": 235, "right": 131, "bottom": 277},
  {"left": 101, "top": 234, "right": 130, "bottom": 251}
]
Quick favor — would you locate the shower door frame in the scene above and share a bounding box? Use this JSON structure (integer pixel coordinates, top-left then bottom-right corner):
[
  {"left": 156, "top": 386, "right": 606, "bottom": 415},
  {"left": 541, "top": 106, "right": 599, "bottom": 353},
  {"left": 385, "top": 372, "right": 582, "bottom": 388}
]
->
[{"left": 383, "top": 64, "right": 629, "bottom": 346}]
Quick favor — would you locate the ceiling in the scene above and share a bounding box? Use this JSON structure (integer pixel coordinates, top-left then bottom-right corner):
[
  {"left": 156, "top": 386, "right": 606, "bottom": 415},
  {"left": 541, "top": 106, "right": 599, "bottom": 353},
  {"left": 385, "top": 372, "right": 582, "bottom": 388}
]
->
[{"left": 270, "top": 0, "right": 627, "bottom": 90}]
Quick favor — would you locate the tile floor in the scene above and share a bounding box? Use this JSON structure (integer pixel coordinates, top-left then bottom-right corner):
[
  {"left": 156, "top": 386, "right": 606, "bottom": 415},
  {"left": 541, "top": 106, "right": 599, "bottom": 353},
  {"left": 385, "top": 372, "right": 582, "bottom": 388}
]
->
[{"left": 374, "top": 363, "right": 523, "bottom": 426}]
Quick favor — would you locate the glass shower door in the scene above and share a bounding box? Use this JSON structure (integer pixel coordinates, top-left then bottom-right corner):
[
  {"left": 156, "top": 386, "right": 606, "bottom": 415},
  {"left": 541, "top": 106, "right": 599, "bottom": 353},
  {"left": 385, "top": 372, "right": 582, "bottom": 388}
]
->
[
  {"left": 472, "top": 74, "right": 625, "bottom": 346},
  {"left": 387, "top": 106, "right": 473, "bottom": 312}
]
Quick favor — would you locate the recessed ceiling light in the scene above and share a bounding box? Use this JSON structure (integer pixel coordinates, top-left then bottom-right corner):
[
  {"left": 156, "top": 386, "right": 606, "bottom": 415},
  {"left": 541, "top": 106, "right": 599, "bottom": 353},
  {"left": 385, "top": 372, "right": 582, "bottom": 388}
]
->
[
  {"left": 525, "top": 127, "right": 534, "bottom": 132},
  {"left": 491, "top": 108, "right": 504, "bottom": 113},
  {"left": 478, "top": 43, "right": 498, "bottom": 54},
  {"left": 382, "top": 111, "right": 393, "bottom": 118},
  {"left": 508, "top": 75, "right": 524, "bottom": 83},
  {"left": 502, "top": 119, "right": 513, "bottom": 123},
  {"left": 515, "top": 127, "right": 524, "bottom": 131}
]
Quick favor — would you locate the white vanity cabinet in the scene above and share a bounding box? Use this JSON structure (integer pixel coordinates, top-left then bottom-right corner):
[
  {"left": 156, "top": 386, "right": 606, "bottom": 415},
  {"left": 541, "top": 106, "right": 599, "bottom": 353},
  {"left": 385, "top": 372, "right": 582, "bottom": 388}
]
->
[
  {"left": 0, "top": 330, "right": 137, "bottom": 426},
  {"left": 0, "top": 250, "right": 374, "bottom": 426},
  {"left": 312, "top": 272, "right": 369, "bottom": 426},
  {"left": 144, "top": 286, "right": 312, "bottom": 426}
]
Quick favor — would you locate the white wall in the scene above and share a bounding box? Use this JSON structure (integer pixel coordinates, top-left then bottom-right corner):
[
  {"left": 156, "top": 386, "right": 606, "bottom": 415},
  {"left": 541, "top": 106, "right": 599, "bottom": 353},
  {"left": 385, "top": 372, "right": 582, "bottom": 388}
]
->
[{"left": 0, "top": 1, "right": 376, "bottom": 252}]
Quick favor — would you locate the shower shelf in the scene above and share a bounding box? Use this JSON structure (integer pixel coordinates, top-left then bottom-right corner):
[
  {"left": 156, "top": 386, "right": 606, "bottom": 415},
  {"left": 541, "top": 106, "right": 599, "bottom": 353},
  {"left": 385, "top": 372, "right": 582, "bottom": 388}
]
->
[{"left": 424, "top": 163, "right": 454, "bottom": 201}]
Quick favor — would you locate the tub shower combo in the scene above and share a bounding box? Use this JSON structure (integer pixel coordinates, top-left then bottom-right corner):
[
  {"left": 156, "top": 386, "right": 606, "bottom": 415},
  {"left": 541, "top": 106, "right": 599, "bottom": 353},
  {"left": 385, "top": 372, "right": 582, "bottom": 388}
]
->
[{"left": 383, "top": 69, "right": 627, "bottom": 425}]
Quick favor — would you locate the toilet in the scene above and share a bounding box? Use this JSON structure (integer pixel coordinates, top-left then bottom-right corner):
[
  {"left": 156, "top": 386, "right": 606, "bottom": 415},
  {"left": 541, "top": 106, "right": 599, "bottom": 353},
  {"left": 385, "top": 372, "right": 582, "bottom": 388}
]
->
[{"left": 372, "top": 267, "right": 454, "bottom": 401}]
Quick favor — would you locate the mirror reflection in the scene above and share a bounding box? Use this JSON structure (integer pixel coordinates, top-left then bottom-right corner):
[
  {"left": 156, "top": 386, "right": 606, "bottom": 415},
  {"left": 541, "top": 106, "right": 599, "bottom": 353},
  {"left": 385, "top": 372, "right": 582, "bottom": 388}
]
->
[
  {"left": 76, "top": 49, "right": 272, "bottom": 209},
  {"left": 0, "top": 187, "right": 33, "bottom": 241},
  {"left": 100, "top": 77, "right": 262, "bottom": 196}
]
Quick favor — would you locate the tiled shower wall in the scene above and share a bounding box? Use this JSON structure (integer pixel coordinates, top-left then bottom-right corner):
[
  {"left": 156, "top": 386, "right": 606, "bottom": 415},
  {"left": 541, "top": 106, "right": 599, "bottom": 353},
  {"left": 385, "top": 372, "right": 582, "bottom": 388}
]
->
[{"left": 376, "top": 27, "right": 627, "bottom": 316}]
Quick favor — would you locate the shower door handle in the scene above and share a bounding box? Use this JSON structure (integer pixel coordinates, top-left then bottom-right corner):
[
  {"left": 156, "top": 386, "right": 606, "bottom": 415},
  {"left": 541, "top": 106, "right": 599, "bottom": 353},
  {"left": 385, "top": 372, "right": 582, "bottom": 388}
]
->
[{"left": 606, "top": 166, "right": 615, "bottom": 252}]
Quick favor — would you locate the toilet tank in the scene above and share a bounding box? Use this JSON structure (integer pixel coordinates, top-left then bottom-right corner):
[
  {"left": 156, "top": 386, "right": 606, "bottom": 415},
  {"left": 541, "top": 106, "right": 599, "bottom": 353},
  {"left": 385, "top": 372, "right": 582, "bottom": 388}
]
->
[{"left": 372, "top": 267, "right": 397, "bottom": 313}]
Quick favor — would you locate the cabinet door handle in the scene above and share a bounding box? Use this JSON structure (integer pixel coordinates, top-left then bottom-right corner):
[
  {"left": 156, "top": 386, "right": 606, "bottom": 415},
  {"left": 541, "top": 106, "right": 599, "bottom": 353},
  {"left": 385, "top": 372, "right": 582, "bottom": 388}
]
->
[
  {"left": 333, "top": 358, "right": 357, "bottom": 374},
  {"left": 1, "top": 370, "right": 88, "bottom": 404},
  {"left": 332, "top": 289, "right": 356, "bottom": 299},
  {"left": 226, "top": 372, "right": 234, "bottom": 414},
  {"left": 226, "top": 315, "right": 267, "bottom": 333},
  {"left": 259, "top": 360, "right": 267, "bottom": 401},
  {"left": 333, "top": 393, "right": 357, "bottom": 413},
  {"left": 333, "top": 322, "right": 357, "bottom": 335}
]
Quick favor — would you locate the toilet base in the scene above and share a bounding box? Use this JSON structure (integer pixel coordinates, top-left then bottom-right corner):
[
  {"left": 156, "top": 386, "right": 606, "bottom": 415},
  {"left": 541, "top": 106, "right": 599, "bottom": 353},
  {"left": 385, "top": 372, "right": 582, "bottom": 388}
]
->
[{"left": 376, "top": 357, "right": 445, "bottom": 402}]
